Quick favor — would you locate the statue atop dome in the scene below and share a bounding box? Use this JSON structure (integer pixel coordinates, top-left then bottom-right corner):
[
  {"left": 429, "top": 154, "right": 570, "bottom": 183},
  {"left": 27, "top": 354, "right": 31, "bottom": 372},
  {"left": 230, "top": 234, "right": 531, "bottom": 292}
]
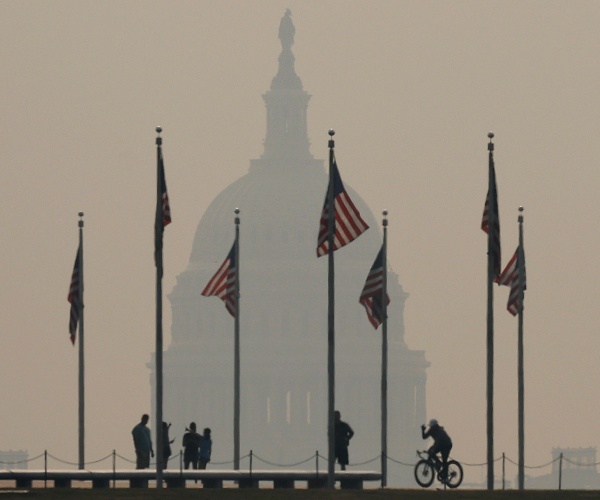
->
[
  {"left": 279, "top": 9, "right": 295, "bottom": 50},
  {"left": 272, "top": 9, "right": 302, "bottom": 90}
]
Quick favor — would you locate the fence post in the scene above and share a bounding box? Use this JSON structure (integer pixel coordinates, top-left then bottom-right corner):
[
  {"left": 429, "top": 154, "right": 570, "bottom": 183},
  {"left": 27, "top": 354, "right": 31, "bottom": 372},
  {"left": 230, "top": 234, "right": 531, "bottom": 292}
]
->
[
  {"left": 502, "top": 452, "right": 506, "bottom": 490},
  {"left": 316, "top": 451, "right": 319, "bottom": 477},
  {"left": 559, "top": 452, "right": 563, "bottom": 490}
]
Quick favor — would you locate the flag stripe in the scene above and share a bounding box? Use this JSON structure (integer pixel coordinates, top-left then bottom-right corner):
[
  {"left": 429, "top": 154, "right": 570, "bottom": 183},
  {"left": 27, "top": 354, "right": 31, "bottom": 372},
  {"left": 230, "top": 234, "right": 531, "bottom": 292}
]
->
[
  {"left": 482, "top": 151, "right": 501, "bottom": 277},
  {"left": 159, "top": 148, "right": 171, "bottom": 227},
  {"left": 202, "top": 244, "right": 237, "bottom": 317},
  {"left": 317, "top": 159, "right": 369, "bottom": 257},
  {"left": 68, "top": 245, "right": 82, "bottom": 344},
  {"left": 496, "top": 246, "right": 526, "bottom": 316},
  {"left": 359, "top": 246, "right": 390, "bottom": 329},
  {"left": 155, "top": 145, "right": 171, "bottom": 273},
  {"left": 496, "top": 251, "right": 517, "bottom": 287}
]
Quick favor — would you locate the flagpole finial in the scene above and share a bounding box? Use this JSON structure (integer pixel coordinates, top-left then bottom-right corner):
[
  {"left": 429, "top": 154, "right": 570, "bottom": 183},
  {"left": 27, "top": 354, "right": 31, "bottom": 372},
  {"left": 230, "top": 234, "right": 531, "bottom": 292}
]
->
[
  {"left": 328, "top": 129, "right": 335, "bottom": 149},
  {"left": 234, "top": 207, "right": 240, "bottom": 224},
  {"left": 488, "top": 132, "right": 494, "bottom": 152},
  {"left": 156, "top": 126, "right": 162, "bottom": 146},
  {"left": 518, "top": 205, "right": 524, "bottom": 223},
  {"left": 78, "top": 211, "right": 84, "bottom": 228},
  {"left": 156, "top": 126, "right": 162, "bottom": 134},
  {"left": 382, "top": 209, "right": 388, "bottom": 227}
]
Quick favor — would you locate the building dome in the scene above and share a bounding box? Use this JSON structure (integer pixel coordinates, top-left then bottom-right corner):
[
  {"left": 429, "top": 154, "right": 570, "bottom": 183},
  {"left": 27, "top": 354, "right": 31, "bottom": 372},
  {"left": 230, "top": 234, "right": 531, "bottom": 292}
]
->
[
  {"left": 188, "top": 160, "right": 382, "bottom": 269},
  {"left": 157, "top": 11, "right": 428, "bottom": 486}
]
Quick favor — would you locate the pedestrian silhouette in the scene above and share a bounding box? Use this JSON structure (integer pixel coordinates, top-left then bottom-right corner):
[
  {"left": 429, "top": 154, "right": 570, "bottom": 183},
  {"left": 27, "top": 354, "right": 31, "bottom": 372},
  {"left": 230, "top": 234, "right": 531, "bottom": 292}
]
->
[
  {"left": 334, "top": 410, "right": 354, "bottom": 470},
  {"left": 131, "top": 414, "right": 154, "bottom": 469},
  {"left": 199, "top": 428, "right": 212, "bottom": 469},
  {"left": 182, "top": 422, "right": 201, "bottom": 469},
  {"left": 160, "top": 421, "right": 174, "bottom": 469}
]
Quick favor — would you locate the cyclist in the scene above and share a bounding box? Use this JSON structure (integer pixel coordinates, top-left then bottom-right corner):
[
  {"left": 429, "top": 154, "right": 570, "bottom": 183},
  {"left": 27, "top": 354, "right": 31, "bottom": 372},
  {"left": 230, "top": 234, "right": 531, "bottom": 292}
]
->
[{"left": 421, "top": 419, "right": 453, "bottom": 483}]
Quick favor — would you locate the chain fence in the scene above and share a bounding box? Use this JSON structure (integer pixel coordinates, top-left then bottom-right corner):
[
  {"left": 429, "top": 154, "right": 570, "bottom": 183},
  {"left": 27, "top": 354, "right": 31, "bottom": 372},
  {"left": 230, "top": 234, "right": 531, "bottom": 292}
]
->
[{"left": 0, "top": 449, "right": 595, "bottom": 490}]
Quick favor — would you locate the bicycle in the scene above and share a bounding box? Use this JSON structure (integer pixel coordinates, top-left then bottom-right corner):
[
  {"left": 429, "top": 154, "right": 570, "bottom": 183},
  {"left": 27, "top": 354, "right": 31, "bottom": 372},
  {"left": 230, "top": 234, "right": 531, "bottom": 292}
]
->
[{"left": 414, "top": 450, "right": 463, "bottom": 489}]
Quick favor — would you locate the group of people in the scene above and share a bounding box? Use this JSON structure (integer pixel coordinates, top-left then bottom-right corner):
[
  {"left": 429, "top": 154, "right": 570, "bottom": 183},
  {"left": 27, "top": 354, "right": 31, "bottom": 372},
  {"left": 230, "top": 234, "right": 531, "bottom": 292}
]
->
[
  {"left": 131, "top": 414, "right": 212, "bottom": 470},
  {"left": 182, "top": 422, "right": 212, "bottom": 470},
  {"left": 132, "top": 411, "right": 452, "bottom": 477}
]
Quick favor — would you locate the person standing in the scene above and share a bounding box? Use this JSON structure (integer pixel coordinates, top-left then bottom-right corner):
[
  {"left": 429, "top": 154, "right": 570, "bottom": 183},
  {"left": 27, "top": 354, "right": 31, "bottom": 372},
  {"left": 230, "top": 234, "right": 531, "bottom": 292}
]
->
[
  {"left": 198, "top": 428, "right": 212, "bottom": 469},
  {"left": 182, "top": 422, "right": 201, "bottom": 469},
  {"left": 334, "top": 410, "right": 354, "bottom": 470},
  {"left": 131, "top": 414, "right": 154, "bottom": 469},
  {"left": 160, "top": 421, "right": 174, "bottom": 469}
]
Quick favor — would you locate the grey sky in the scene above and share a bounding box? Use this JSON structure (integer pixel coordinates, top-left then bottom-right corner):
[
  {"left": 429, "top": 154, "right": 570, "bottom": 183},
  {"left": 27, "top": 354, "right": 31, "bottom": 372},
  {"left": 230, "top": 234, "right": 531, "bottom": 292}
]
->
[{"left": 1, "top": 0, "right": 599, "bottom": 484}]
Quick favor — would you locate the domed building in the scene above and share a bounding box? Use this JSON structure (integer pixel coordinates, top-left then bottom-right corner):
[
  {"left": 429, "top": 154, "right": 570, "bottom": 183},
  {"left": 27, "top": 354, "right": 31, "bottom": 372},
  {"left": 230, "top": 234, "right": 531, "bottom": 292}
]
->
[{"left": 151, "top": 10, "right": 429, "bottom": 485}]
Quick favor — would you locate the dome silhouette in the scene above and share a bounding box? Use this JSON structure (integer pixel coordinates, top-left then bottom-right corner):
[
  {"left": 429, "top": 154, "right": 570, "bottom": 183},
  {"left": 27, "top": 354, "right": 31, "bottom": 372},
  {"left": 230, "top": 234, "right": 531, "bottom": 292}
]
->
[{"left": 153, "top": 11, "right": 428, "bottom": 486}]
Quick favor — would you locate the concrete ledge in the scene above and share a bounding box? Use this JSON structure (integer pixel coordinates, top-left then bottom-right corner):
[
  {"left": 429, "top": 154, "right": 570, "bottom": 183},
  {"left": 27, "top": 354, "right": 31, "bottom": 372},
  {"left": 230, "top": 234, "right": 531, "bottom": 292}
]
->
[
  {"left": 273, "top": 477, "right": 295, "bottom": 488},
  {"left": 0, "top": 469, "right": 381, "bottom": 489}
]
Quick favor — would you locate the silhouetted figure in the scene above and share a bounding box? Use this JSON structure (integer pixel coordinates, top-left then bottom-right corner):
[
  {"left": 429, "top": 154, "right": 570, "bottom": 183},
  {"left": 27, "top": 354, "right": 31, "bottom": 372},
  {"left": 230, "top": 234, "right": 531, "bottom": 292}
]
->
[
  {"left": 278, "top": 9, "right": 295, "bottom": 50},
  {"left": 198, "top": 428, "right": 212, "bottom": 469},
  {"left": 334, "top": 410, "right": 354, "bottom": 470},
  {"left": 160, "top": 421, "right": 175, "bottom": 469},
  {"left": 421, "top": 419, "right": 453, "bottom": 483},
  {"left": 131, "top": 414, "right": 154, "bottom": 469},
  {"left": 182, "top": 422, "right": 201, "bottom": 469}
]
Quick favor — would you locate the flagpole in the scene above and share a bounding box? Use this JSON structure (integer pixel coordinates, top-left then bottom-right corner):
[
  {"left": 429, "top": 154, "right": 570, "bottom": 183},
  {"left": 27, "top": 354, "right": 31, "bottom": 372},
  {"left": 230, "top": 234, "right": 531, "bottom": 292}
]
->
[
  {"left": 234, "top": 208, "right": 241, "bottom": 470},
  {"left": 155, "top": 127, "right": 164, "bottom": 489},
  {"left": 517, "top": 206, "right": 525, "bottom": 490},
  {"left": 77, "top": 212, "right": 85, "bottom": 470},
  {"left": 381, "top": 210, "right": 388, "bottom": 488},
  {"left": 486, "top": 132, "right": 495, "bottom": 490},
  {"left": 327, "top": 129, "right": 336, "bottom": 489}
]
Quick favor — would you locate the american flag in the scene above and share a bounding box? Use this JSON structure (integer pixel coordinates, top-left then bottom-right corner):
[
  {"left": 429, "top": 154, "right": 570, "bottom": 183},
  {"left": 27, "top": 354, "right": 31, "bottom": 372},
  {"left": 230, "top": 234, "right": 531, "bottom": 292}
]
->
[
  {"left": 496, "top": 246, "right": 526, "bottom": 316},
  {"left": 68, "top": 245, "right": 82, "bottom": 345},
  {"left": 157, "top": 147, "right": 171, "bottom": 228},
  {"left": 359, "top": 246, "right": 390, "bottom": 329},
  {"left": 481, "top": 151, "right": 501, "bottom": 277},
  {"left": 155, "top": 146, "right": 171, "bottom": 271},
  {"left": 317, "top": 159, "right": 369, "bottom": 257},
  {"left": 202, "top": 243, "right": 237, "bottom": 317}
]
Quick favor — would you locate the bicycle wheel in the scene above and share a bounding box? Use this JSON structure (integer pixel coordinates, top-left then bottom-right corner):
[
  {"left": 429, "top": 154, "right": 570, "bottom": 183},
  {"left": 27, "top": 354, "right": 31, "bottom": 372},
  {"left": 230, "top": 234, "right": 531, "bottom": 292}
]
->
[
  {"left": 414, "top": 459, "right": 435, "bottom": 488},
  {"left": 446, "top": 460, "right": 463, "bottom": 488}
]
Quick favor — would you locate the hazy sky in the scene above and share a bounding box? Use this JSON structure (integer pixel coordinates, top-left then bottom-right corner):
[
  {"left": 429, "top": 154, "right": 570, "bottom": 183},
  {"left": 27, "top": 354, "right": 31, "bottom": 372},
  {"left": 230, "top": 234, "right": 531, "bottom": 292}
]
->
[{"left": 2, "top": 0, "right": 600, "bottom": 484}]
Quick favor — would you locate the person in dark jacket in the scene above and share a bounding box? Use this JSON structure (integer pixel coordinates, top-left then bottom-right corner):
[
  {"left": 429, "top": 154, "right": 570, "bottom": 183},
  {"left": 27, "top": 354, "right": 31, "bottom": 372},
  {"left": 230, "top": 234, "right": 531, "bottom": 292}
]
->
[
  {"left": 182, "top": 422, "right": 201, "bottom": 469},
  {"left": 334, "top": 410, "right": 354, "bottom": 470},
  {"left": 421, "top": 419, "right": 453, "bottom": 482}
]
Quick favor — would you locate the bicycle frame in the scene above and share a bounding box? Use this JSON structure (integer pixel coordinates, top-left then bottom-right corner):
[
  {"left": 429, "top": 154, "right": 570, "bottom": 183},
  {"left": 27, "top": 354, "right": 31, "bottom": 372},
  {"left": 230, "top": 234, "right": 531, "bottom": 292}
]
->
[
  {"left": 414, "top": 449, "right": 463, "bottom": 489},
  {"left": 417, "top": 450, "right": 442, "bottom": 471}
]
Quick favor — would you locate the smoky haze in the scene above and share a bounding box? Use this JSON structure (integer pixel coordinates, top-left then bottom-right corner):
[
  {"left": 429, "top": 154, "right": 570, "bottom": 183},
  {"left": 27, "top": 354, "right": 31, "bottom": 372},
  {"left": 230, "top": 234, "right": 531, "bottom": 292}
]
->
[{"left": 1, "top": 0, "right": 600, "bottom": 488}]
